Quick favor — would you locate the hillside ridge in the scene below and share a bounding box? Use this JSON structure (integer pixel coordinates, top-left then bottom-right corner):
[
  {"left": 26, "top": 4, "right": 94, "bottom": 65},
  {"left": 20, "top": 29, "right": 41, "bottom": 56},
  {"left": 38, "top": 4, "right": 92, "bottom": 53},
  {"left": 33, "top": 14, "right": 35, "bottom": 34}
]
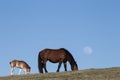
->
[{"left": 0, "top": 67, "right": 120, "bottom": 80}]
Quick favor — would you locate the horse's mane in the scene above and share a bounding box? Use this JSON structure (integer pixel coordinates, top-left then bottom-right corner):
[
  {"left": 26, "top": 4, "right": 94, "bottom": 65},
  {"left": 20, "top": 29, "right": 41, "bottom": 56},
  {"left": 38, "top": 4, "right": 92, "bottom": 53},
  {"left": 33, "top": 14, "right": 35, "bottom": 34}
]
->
[{"left": 61, "top": 48, "right": 76, "bottom": 63}]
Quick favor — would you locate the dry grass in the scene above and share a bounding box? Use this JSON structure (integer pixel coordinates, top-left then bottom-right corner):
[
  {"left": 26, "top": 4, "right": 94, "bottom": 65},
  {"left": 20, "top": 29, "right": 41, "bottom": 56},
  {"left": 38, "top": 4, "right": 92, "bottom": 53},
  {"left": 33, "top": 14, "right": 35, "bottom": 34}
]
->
[{"left": 0, "top": 67, "right": 120, "bottom": 80}]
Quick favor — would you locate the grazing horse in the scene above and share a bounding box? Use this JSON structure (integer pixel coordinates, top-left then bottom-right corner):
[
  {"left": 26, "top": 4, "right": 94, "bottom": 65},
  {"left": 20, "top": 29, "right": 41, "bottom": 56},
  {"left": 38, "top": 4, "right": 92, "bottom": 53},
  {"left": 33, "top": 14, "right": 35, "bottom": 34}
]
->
[
  {"left": 10, "top": 60, "right": 31, "bottom": 75},
  {"left": 38, "top": 48, "right": 78, "bottom": 73}
]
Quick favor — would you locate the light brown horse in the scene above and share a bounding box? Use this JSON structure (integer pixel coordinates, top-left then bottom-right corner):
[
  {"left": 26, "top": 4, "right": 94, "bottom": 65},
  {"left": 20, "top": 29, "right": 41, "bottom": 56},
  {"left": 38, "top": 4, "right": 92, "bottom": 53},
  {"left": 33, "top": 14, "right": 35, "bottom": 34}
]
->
[
  {"left": 10, "top": 60, "right": 31, "bottom": 75},
  {"left": 38, "top": 48, "right": 78, "bottom": 73}
]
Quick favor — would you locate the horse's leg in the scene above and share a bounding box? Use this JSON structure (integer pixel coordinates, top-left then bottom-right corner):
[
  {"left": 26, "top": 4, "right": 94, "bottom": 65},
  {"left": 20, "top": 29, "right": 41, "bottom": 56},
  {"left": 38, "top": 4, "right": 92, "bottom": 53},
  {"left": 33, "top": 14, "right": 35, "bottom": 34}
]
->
[
  {"left": 57, "top": 62, "right": 62, "bottom": 72},
  {"left": 64, "top": 63, "right": 67, "bottom": 71},
  {"left": 43, "top": 60, "right": 48, "bottom": 73},
  {"left": 18, "top": 69, "right": 22, "bottom": 75},
  {"left": 24, "top": 69, "right": 27, "bottom": 74},
  {"left": 10, "top": 67, "right": 14, "bottom": 75}
]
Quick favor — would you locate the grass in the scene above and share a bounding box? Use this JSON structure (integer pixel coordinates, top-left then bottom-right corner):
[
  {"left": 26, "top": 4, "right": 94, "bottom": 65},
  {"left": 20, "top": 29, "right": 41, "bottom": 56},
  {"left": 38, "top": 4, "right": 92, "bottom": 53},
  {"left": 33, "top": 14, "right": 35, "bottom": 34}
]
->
[{"left": 0, "top": 67, "right": 120, "bottom": 80}]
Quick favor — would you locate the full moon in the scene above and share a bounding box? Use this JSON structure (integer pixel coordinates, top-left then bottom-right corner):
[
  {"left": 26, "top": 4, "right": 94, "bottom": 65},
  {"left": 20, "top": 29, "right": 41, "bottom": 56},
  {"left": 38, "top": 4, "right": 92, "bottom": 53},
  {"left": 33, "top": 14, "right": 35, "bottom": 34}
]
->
[{"left": 83, "top": 46, "right": 93, "bottom": 55}]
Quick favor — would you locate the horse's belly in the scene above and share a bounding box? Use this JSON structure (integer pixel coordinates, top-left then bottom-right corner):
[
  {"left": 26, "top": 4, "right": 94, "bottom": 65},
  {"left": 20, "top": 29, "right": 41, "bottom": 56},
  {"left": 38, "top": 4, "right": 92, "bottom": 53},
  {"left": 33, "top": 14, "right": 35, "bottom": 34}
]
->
[{"left": 48, "top": 59, "right": 59, "bottom": 63}]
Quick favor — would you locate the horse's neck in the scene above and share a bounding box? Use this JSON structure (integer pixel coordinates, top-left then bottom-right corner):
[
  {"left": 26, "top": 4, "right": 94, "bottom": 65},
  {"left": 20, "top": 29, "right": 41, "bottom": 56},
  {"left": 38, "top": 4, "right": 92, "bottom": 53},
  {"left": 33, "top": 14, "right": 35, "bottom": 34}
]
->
[{"left": 67, "top": 56, "right": 76, "bottom": 66}]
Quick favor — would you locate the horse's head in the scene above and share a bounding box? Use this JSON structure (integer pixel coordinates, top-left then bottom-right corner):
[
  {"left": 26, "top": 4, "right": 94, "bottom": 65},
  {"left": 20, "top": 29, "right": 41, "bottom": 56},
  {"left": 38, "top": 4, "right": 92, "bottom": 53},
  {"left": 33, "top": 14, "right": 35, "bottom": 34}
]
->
[
  {"left": 71, "top": 62, "right": 78, "bottom": 71},
  {"left": 26, "top": 67, "right": 31, "bottom": 73}
]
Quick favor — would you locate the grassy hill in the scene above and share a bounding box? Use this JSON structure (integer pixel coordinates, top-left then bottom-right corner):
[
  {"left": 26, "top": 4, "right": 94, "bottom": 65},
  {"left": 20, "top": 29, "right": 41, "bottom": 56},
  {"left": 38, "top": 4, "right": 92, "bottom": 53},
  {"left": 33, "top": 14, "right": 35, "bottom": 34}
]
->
[{"left": 0, "top": 67, "right": 120, "bottom": 80}]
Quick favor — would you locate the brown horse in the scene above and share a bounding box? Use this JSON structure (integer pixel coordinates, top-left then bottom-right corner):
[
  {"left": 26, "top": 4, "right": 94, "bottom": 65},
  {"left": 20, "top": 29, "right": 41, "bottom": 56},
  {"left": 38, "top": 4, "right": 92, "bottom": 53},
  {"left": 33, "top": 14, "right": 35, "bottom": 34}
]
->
[
  {"left": 38, "top": 48, "right": 78, "bottom": 73},
  {"left": 10, "top": 60, "right": 31, "bottom": 75}
]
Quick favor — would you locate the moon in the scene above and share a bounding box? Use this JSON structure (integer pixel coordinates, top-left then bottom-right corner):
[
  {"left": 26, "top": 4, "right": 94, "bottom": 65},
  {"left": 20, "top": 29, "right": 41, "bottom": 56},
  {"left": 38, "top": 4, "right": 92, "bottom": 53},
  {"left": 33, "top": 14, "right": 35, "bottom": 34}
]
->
[{"left": 83, "top": 46, "right": 93, "bottom": 55}]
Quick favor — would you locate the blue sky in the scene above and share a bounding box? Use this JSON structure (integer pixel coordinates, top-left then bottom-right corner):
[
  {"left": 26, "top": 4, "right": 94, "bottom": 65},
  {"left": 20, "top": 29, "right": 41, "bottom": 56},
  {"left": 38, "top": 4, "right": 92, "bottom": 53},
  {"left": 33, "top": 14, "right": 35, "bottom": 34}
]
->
[{"left": 0, "top": 0, "right": 120, "bottom": 76}]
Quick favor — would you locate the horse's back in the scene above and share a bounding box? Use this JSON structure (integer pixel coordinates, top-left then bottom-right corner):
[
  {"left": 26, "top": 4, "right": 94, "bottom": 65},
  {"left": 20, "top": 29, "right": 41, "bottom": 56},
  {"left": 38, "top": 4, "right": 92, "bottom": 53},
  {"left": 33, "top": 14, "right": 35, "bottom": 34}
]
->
[
  {"left": 39, "top": 48, "right": 67, "bottom": 62},
  {"left": 10, "top": 60, "right": 30, "bottom": 68},
  {"left": 39, "top": 48, "right": 67, "bottom": 56}
]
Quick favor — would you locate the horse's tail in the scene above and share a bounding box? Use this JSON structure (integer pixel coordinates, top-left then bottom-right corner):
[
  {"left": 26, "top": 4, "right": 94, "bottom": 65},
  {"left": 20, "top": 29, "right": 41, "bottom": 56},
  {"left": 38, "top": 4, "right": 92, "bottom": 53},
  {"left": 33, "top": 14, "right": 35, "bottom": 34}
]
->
[
  {"left": 38, "top": 52, "right": 43, "bottom": 73},
  {"left": 9, "top": 61, "right": 11, "bottom": 64},
  {"left": 9, "top": 61, "right": 11, "bottom": 65},
  {"left": 9, "top": 60, "right": 13, "bottom": 65}
]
